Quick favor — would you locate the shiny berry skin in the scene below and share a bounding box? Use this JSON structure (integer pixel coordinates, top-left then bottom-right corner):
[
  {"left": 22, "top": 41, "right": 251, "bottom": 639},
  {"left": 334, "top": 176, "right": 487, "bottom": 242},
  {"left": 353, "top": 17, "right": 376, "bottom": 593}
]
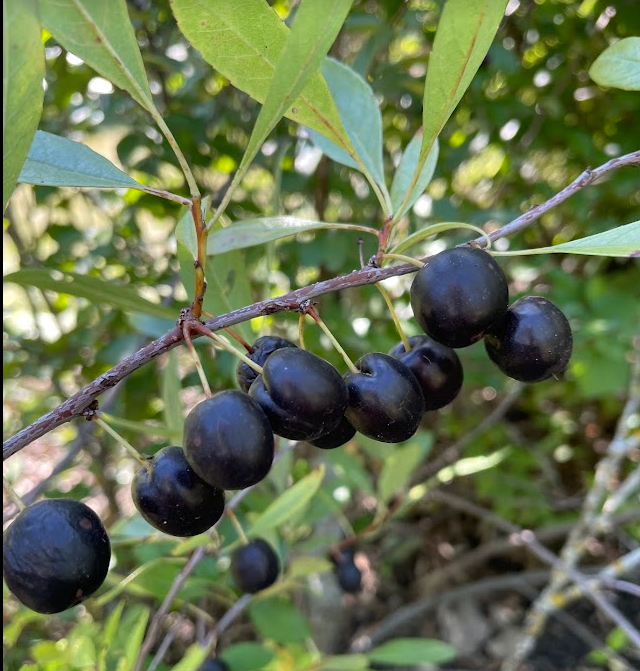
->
[
  {"left": 335, "top": 551, "right": 362, "bottom": 594},
  {"left": 236, "top": 336, "right": 298, "bottom": 393},
  {"left": 410, "top": 247, "right": 509, "bottom": 348},
  {"left": 484, "top": 296, "right": 573, "bottom": 382},
  {"left": 3, "top": 499, "right": 111, "bottom": 614},
  {"left": 389, "top": 335, "right": 463, "bottom": 411},
  {"left": 344, "top": 353, "right": 425, "bottom": 443},
  {"left": 309, "top": 416, "right": 356, "bottom": 449},
  {"left": 184, "top": 391, "right": 274, "bottom": 491},
  {"left": 231, "top": 538, "right": 280, "bottom": 594},
  {"left": 197, "top": 659, "right": 230, "bottom": 671},
  {"left": 249, "top": 348, "right": 348, "bottom": 441},
  {"left": 131, "top": 446, "right": 225, "bottom": 537}
]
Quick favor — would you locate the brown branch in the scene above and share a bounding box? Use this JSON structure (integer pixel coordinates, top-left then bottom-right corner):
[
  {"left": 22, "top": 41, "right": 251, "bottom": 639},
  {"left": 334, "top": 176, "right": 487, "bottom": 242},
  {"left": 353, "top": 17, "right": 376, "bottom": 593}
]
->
[{"left": 3, "top": 151, "right": 639, "bottom": 461}]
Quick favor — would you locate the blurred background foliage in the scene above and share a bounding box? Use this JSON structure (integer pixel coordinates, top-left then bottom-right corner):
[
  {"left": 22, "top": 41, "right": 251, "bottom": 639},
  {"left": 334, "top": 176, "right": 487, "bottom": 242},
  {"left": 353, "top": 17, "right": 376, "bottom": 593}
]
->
[{"left": 3, "top": 0, "right": 639, "bottom": 669}]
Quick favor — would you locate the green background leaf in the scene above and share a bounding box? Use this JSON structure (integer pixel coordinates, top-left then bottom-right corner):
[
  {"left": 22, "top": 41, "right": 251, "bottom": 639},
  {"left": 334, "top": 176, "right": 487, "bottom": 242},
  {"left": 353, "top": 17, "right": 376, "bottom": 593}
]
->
[
  {"left": 367, "top": 638, "right": 456, "bottom": 665},
  {"left": 589, "top": 37, "right": 640, "bottom": 91},
  {"left": 248, "top": 597, "right": 312, "bottom": 643},
  {"left": 3, "top": 0, "right": 44, "bottom": 212}
]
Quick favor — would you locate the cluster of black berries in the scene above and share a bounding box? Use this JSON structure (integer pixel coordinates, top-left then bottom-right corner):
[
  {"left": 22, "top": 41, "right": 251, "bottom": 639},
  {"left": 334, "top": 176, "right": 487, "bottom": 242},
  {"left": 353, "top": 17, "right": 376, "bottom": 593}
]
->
[{"left": 3, "top": 246, "right": 573, "bottom": 615}]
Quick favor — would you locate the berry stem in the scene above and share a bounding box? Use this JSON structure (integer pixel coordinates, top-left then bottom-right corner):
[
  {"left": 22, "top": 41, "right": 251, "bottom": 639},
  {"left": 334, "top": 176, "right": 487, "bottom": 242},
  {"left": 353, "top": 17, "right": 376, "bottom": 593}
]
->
[
  {"left": 3, "top": 476, "right": 26, "bottom": 511},
  {"left": 202, "top": 311, "right": 254, "bottom": 353},
  {"left": 381, "top": 252, "right": 424, "bottom": 268},
  {"left": 307, "top": 308, "right": 358, "bottom": 374},
  {"left": 376, "top": 283, "right": 411, "bottom": 352},
  {"left": 298, "top": 313, "right": 307, "bottom": 350},
  {"left": 195, "top": 324, "right": 263, "bottom": 375},
  {"left": 226, "top": 508, "right": 249, "bottom": 545},
  {"left": 94, "top": 417, "right": 149, "bottom": 469},
  {"left": 183, "top": 334, "right": 212, "bottom": 398}
]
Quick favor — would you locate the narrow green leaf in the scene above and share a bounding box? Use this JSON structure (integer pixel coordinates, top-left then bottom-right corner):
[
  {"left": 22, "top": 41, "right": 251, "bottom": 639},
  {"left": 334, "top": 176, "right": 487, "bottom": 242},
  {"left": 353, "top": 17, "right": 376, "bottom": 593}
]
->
[
  {"left": 221, "top": 642, "right": 275, "bottom": 671},
  {"left": 162, "top": 351, "right": 183, "bottom": 444},
  {"left": 98, "top": 601, "right": 125, "bottom": 671},
  {"left": 117, "top": 606, "right": 150, "bottom": 671},
  {"left": 3, "top": 0, "right": 44, "bottom": 212},
  {"left": 287, "top": 556, "right": 333, "bottom": 579},
  {"left": 170, "top": 0, "right": 352, "bottom": 152},
  {"left": 207, "top": 216, "right": 376, "bottom": 254},
  {"left": 398, "top": 0, "right": 506, "bottom": 218},
  {"left": 4, "top": 268, "right": 176, "bottom": 320},
  {"left": 249, "top": 597, "right": 312, "bottom": 643},
  {"left": 169, "top": 644, "right": 209, "bottom": 671},
  {"left": 19, "top": 131, "right": 142, "bottom": 189},
  {"left": 390, "top": 133, "right": 439, "bottom": 218},
  {"left": 435, "top": 448, "right": 509, "bottom": 482},
  {"left": 367, "top": 638, "right": 455, "bottom": 665},
  {"left": 309, "top": 58, "right": 388, "bottom": 201},
  {"left": 224, "top": 0, "right": 353, "bottom": 218},
  {"left": 493, "top": 222, "right": 640, "bottom": 258},
  {"left": 320, "top": 655, "right": 370, "bottom": 671},
  {"left": 589, "top": 37, "right": 640, "bottom": 91},
  {"left": 248, "top": 465, "right": 325, "bottom": 536},
  {"left": 390, "top": 221, "right": 489, "bottom": 255},
  {"left": 99, "top": 413, "right": 177, "bottom": 440},
  {"left": 378, "top": 440, "right": 430, "bottom": 503},
  {"left": 39, "top": 0, "right": 154, "bottom": 110}
]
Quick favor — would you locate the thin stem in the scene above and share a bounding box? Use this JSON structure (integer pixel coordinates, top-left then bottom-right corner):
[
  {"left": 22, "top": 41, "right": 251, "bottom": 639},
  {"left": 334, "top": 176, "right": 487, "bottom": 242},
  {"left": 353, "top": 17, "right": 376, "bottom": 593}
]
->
[
  {"left": 226, "top": 508, "right": 249, "bottom": 545},
  {"left": 197, "top": 324, "right": 263, "bottom": 374},
  {"left": 94, "top": 417, "right": 148, "bottom": 469},
  {"left": 151, "top": 112, "right": 200, "bottom": 199},
  {"left": 381, "top": 253, "right": 424, "bottom": 268},
  {"left": 190, "top": 198, "right": 208, "bottom": 319},
  {"left": 308, "top": 308, "right": 358, "bottom": 374},
  {"left": 184, "top": 338, "right": 212, "bottom": 398},
  {"left": 3, "top": 476, "right": 26, "bottom": 512},
  {"left": 202, "top": 311, "right": 254, "bottom": 353},
  {"left": 376, "top": 283, "right": 410, "bottom": 352},
  {"left": 298, "top": 313, "right": 307, "bottom": 350},
  {"left": 140, "top": 186, "right": 192, "bottom": 207}
]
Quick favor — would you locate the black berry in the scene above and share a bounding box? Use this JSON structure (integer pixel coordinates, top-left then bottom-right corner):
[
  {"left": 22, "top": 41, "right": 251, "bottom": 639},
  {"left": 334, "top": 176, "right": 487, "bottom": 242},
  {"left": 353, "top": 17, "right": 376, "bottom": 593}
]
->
[
  {"left": 236, "top": 335, "right": 298, "bottom": 392},
  {"left": 344, "top": 353, "right": 425, "bottom": 443},
  {"left": 184, "top": 391, "right": 274, "bottom": 490},
  {"left": 310, "top": 416, "right": 356, "bottom": 449},
  {"left": 249, "top": 348, "right": 348, "bottom": 440},
  {"left": 410, "top": 247, "right": 509, "bottom": 348},
  {"left": 197, "top": 659, "right": 230, "bottom": 671},
  {"left": 231, "top": 538, "right": 280, "bottom": 594},
  {"left": 484, "top": 296, "right": 573, "bottom": 382},
  {"left": 3, "top": 499, "right": 111, "bottom": 614},
  {"left": 335, "top": 551, "right": 362, "bottom": 594},
  {"left": 132, "top": 446, "right": 225, "bottom": 537},
  {"left": 389, "top": 335, "right": 463, "bottom": 410}
]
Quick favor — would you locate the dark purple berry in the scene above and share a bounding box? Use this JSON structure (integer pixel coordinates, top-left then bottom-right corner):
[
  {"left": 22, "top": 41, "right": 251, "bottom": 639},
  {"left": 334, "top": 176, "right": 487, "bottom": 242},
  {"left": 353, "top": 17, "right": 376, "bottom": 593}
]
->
[
  {"left": 231, "top": 538, "right": 280, "bottom": 594},
  {"left": 236, "top": 336, "right": 298, "bottom": 392}
]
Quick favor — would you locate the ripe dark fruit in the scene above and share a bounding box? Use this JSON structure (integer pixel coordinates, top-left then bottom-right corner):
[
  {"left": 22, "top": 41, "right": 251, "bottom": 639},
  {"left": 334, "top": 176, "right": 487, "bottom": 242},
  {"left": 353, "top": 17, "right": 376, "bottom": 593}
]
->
[
  {"left": 310, "top": 416, "right": 356, "bottom": 449},
  {"left": 231, "top": 538, "right": 280, "bottom": 594},
  {"left": 389, "top": 335, "right": 463, "bottom": 411},
  {"left": 249, "top": 348, "right": 348, "bottom": 440},
  {"left": 236, "top": 335, "right": 298, "bottom": 392},
  {"left": 3, "top": 499, "right": 111, "bottom": 614},
  {"left": 197, "top": 659, "right": 230, "bottom": 671},
  {"left": 484, "top": 296, "right": 573, "bottom": 382},
  {"left": 184, "top": 390, "right": 274, "bottom": 490},
  {"left": 410, "top": 247, "right": 509, "bottom": 348},
  {"left": 335, "top": 551, "right": 362, "bottom": 594},
  {"left": 131, "top": 446, "right": 225, "bottom": 537},
  {"left": 344, "top": 353, "right": 425, "bottom": 443}
]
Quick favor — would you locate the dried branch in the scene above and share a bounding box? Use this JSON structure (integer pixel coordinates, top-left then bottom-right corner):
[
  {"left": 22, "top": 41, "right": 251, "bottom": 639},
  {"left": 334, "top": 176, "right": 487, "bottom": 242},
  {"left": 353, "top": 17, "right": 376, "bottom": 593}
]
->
[{"left": 4, "top": 150, "right": 639, "bottom": 461}]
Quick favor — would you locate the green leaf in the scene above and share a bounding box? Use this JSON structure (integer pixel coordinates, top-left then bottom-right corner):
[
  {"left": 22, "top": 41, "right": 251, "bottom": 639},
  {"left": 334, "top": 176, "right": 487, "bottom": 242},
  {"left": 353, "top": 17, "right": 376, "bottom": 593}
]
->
[
  {"left": 170, "top": 0, "right": 352, "bottom": 152},
  {"left": 320, "top": 655, "right": 370, "bottom": 671},
  {"left": 367, "top": 638, "right": 455, "bottom": 665},
  {"left": 169, "top": 644, "right": 209, "bottom": 671},
  {"left": 390, "top": 221, "right": 489, "bottom": 255},
  {"left": 248, "top": 465, "right": 325, "bottom": 537},
  {"left": 118, "top": 606, "right": 150, "bottom": 671},
  {"left": 162, "top": 351, "right": 183, "bottom": 444},
  {"left": 221, "top": 0, "right": 354, "bottom": 220},
  {"left": 207, "top": 216, "right": 375, "bottom": 254},
  {"left": 98, "top": 601, "right": 125, "bottom": 671},
  {"left": 99, "top": 413, "right": 177, "bottom": 440},
  {"left": 287, "top": 556, "right": 333, "bottom": 579},
  {"left": 494, "top": 222, "right": 640, "bottom": 258},
  {"left": 399, "top": 0, "right": 507, "bottom": 217},
  {"left": 309, "top": 58, "right": 389, "bottom": 206},
  {"left": 390, "top": 133, "right": 439, "bottom": 219},
  {"left": 221, "top": 642, "right": 275, "bottom": 671},
  {"left": 39, "top": 0, "right": 154, "bottom": 110},
  {"left": 19, "top": 131, "right": 142, "bottom": 189},
  {"left": 589, "top": 37, "right": 640, "bottom": 91},
  {"left": 3, "top": 0, "right": 44, "bottom": 212},
  {"left": 378, "top": 439, "right": 431, "bottom": 503},
  {"left": 249, "top": 597, "right": 312, "bottom": 643},
  {"left": 4, "top": 268, "right": 176, "bottom": 320}
]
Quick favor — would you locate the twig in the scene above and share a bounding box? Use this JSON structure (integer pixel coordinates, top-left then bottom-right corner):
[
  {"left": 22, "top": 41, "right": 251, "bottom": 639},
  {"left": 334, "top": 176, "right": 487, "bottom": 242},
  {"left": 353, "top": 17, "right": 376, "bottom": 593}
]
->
[{"left": 4, "top": 151, "right": 638, "bottom": 460}]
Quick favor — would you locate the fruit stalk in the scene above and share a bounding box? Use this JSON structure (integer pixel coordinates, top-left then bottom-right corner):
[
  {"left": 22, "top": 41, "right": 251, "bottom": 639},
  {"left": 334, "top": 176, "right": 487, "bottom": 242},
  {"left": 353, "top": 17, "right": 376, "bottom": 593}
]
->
[
  {"left": 307, "top": 308, "right": 358, "bottom": 374},
  {"left": 94, "top": 417, "right": 149, "bottom": 469},
  {"left": 3, "top": 476, "right": 25, "bottom": 511}
]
